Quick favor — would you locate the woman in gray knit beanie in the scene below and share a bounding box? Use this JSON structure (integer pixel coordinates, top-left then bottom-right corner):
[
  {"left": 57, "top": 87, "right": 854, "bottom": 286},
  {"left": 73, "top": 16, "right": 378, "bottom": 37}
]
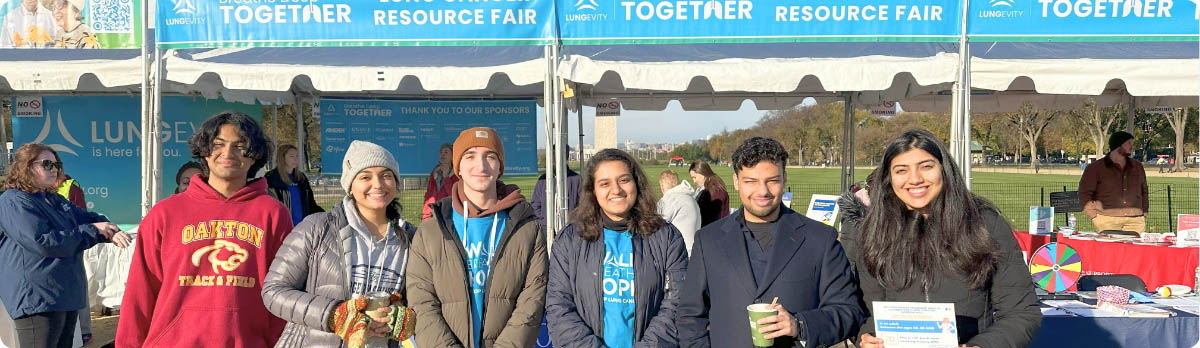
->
[{"left": 263, "top": 140, "right": 418, "bottom": 347}]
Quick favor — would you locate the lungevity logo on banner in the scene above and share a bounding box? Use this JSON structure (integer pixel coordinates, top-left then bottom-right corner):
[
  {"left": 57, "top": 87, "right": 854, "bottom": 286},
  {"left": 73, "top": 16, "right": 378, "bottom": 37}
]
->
[
  {"left": 558, "top": 0, "right": 961, "bottom": 43},
  {"left": 12, "top": 96, "right": 262, "bottom": 225},
  {"left": 0, "top": 0, "right": 142, "bottom": 48},
  {"left": 156, "top": 0, "right": 553, "bottom": 48},
  {"left": 320, "top": 99, "right": 538, "bottom": 176},
  {"left": 968, "top": 0, "right": 1198, "bottom": 40}
]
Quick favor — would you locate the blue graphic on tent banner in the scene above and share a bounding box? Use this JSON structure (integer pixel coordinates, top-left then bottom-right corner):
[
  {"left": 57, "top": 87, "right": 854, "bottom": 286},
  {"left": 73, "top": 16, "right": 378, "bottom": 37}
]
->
[
  {"left": 557, "top": 0, "right": 961, "bottom": 43},
  {"left": 0, "top": 0, "right": 143, "bottom": 49},
  {"left": 11, "top": 96, "right": 262, "bottom": 225},
  {"left": 968, "top": 0, "right": 1198, "bottom": 39},
  {"left": 155, "top": 0, "right": 552, "bottom": 49},
  {"left": 319, "top": 99, "right": 537, "bottom": 176}
]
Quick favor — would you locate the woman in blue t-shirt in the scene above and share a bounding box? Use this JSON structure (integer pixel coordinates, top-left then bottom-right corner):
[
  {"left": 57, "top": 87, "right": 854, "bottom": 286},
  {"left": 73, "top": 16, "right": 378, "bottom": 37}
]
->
[{"left": 547, "top": 148, "right": 690, "bottom": 348}]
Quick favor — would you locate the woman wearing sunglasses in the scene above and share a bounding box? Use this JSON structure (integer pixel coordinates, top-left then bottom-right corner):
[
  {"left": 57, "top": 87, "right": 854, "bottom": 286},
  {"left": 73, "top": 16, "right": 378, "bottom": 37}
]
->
[{"left": 0, "top": 143, "right": 131, "bottom": 348}]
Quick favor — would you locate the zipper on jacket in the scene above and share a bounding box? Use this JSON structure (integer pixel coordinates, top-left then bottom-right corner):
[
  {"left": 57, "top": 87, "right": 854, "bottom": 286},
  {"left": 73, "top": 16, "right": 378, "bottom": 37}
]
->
[
  {"left": 432, "top": 203, "right": 479, "bottom": 348},
  {"left": 632, "top": 235, "right": 645, "bottom": 341},
  {"left": 479, "top": 207, "right": 535, "bottom": 348},
  {"left": 594, "top": 235, "right": 606, "bottom": 339}
]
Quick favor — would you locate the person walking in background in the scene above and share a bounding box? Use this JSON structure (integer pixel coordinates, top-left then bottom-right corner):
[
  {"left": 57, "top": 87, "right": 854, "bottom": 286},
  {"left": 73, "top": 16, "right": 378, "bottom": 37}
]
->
[
  {"left": 117, "top": 111, "right": 293, "bottom": 347},
  {"left": 688, "top": 161, "right": 729, "bottom": 227},
  {"left": 0, "top": 143, "right": 130, "bottom": 348},
  {"left": 422, "top": 143, "right": 458, "bottom": 221},
  {"left": 1079, "top": 131, "right": 1149, "bottom": 234},
  {"left": 266, "top": 144, "right": 325, "bottom": 226},
  {"left": 532, "top": 167, "right": 582, "bottom": 226},
  {"left": 174, "top": 161, "right": 205, "bottom": 194},
  {"left": 855, "top": 129, "right": 1041, "bottom": 348},
  {"left": 678, "top": 137, "right": 862, "bottom": 348},
  {"left": 546, "top": 149, "right": 688, "bottom": 348},
  {"left": 263, "top": 140, "right": 417, "bottom": 348},
  {"left": 656, "top": 170, "right": 701, "bottom": 255},
  {"left": 407, "top": 127, "right": 547, "bottom": 348}
]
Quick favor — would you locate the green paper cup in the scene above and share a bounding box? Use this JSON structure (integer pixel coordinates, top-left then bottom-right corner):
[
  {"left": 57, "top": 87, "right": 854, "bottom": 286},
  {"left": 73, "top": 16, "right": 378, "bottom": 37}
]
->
[{"left": 747, "top": 303, "right": 778, "bottom": 347}]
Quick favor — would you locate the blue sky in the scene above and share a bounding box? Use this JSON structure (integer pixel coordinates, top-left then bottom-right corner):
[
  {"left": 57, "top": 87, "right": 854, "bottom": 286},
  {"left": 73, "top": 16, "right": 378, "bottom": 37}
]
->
[{"left": 535, "top": 100, "right": 777, "bottom": 148}]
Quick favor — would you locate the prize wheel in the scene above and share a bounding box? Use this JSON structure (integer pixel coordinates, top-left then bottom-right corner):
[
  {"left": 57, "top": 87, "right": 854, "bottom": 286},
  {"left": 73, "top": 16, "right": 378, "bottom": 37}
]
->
[{"left": 1028, "top": 242, "right": 1082, "bottom": 293}]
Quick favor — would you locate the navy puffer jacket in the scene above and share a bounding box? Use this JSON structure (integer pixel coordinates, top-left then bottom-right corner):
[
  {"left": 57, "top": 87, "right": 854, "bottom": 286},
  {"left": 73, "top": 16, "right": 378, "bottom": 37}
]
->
[{"left": 546, "top": 222, "right": 689, "bottom": 348}]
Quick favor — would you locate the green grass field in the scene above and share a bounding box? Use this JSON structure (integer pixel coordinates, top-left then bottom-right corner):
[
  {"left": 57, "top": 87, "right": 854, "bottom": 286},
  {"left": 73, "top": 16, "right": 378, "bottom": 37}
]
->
[{"left": 316, "top": 165, "right": 1198, "bottom": 234}]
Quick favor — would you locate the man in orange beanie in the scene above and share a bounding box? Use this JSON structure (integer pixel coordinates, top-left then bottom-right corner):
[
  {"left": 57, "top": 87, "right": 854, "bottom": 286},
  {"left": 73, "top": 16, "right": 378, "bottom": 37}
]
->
[{"left": 407, "top": 127, "right": 547, "bottom": 348}]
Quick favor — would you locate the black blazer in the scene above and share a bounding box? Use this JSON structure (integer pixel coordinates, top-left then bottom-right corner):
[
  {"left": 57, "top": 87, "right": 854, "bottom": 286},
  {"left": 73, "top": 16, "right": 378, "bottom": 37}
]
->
[{"left": 677, "top": 207, "right": 863, "bottom": 348}]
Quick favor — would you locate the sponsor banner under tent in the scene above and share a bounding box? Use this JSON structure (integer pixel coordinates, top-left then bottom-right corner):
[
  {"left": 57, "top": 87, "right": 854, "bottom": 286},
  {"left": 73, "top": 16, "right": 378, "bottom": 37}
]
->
[
  {"left": 155, "top": 0, "right": 553, "bottom": 48},
  {"left": 12, "top": 95, "right": 262, "bottom": 225},
  {"left": 968, "top": 0, "right": 1198, "bottom": 40},
  {"left": 320, "top": 98, "right": 538, "bottom": 176},
  {"left": 0, "top": 0, "right": 142, "bottom": 48},
  {"left": 557, "top": 0, "right": 961, "bottom": 44}
]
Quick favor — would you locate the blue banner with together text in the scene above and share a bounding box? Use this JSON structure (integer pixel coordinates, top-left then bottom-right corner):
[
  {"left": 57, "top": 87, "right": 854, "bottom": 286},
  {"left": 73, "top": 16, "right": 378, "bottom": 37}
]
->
[
  {"left": 557, "top": 0, "right": 962, "bottom": 43},
  {"left": 968, "top": 0, "right": 1198, "bottom": 38},
  {"left": 156, "top": 0, "right": 554, "bottom": 48}
]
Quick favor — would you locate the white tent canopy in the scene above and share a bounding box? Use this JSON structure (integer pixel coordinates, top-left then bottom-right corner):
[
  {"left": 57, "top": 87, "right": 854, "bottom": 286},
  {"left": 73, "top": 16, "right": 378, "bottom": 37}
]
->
[
  {"left": 0, "top": 49, "right": 142, "bottom": 93},
  {"left": 558, "top": 43, "right": 960, "bottom": 111},
  {"left": 902, "top": 42, "right": 1200, "bottom": 112},
  {"left": 163, "top": 46, "right": 549, "bottom": 104}
]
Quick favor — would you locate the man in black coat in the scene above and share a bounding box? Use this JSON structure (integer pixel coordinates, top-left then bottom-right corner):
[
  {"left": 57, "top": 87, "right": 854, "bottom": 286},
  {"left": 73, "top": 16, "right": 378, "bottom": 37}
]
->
[{"left": 678, "top": 137, "right": 862, "bottom": 348}]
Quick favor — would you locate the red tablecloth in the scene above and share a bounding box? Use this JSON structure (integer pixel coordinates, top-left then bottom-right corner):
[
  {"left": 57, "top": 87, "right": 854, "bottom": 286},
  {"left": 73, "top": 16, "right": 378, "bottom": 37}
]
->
[{"left": 1013, "top": 231, "right": 1199, "bottom": 291}]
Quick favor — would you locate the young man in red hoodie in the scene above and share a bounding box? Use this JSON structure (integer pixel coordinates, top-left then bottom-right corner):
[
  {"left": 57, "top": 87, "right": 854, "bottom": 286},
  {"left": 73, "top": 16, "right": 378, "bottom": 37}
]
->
[{"left": 116, "top": 111, "right": 293, "bottom": 347}]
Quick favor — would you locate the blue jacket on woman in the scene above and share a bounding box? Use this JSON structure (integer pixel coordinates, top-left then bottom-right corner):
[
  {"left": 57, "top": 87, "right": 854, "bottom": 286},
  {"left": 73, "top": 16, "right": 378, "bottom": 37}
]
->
[
  {"left": 0, "top": 189, "right": 109, "bottom": 319},
  {"left": 546, "top": 222, "right": 689, "bottom": 348}
]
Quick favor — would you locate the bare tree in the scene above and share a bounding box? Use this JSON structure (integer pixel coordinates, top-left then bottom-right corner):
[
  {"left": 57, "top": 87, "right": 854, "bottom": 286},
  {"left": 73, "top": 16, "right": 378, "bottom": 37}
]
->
[
  {"left": 1008, "top": 102, "right": 1058, "bottom": 169},
  {"left": 1165, "top": 108, "right": 1191, "bottom": 172},
  {"left": 1072, "top": 100, "right": 1123, "bottom": 159}
]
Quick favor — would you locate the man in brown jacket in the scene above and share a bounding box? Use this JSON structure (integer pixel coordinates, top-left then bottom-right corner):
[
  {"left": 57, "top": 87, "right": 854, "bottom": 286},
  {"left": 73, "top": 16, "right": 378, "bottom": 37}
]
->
[
  {"left": 1079, "top": 131, "right": 1149, "bottom": 234},
  {"left": 406, "top": 127, "right": 547, "bottom": 348}
]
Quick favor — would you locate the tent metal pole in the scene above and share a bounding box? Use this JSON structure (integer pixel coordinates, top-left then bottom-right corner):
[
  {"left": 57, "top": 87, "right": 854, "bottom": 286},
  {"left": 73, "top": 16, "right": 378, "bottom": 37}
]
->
[
  {"left": 840, "top": 93, "right": 852, "bottom": 193},
  {"left": 555, "top": 79, "right": 568, "bottom": 235},
  {"left": 952, "top": 0, "right": 972, "bottom": 188},
  {"left": 847, "top": 94, "right": 855, "bottom": 186},
  {"left": 0, "top": 94, "right": 9, "bottom": 172},
  {"left": 542, "top": 45, "right": 558, "bottom": 250},
  {"left": 152, "top": 48, "right": 164, "bottom": 202},
  {"left": 296, "top": 97, "right": 307, "bottom": 172},
  {"left": 961, "top": 44, "right": 972, "bottom": 188},
  {"left": 272, "top": 103, "right": 279, "bottom": 169},
  {"left": 140, "top": 0, "right": 152, "bottom": 217},
  {"left": 1126, "top": 92, "right": 1135, "bottom": 135},
  {"left": 577, "top": 96, "right": 584, "bottom": 171}
]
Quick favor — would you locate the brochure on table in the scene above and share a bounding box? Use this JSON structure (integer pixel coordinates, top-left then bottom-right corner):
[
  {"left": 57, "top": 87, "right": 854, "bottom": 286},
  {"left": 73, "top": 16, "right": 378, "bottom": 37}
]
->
[
  {"left": 1178, "top": 214, "right": 1199, "bottom": 246},
  {"left": 806, "top": 194, "right": 839, "bottom": 226},
  {"left": 1029, "top": 206, "right": 1054, "bottom": 235},
  {"left": 873, "top": 301, "right": 958, "bottom": 348}
]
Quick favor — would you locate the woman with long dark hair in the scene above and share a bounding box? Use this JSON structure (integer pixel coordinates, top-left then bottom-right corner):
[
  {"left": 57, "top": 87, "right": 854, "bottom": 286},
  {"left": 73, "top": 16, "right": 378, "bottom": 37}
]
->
[
  {"left": 688, "top": 161, "right": 729, "bottom": 227},
  {"left": 855, "top": 130, "right": 1041, "bottom": 348},
  {"left": 0, "top": 143, "right": 130, "bottom": 348},
  {"left": 547, "top": 148, "right": 688, "bottom": 348},
  {"left": 265, "top": 144, "right": 324, "bottom": 225}
]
